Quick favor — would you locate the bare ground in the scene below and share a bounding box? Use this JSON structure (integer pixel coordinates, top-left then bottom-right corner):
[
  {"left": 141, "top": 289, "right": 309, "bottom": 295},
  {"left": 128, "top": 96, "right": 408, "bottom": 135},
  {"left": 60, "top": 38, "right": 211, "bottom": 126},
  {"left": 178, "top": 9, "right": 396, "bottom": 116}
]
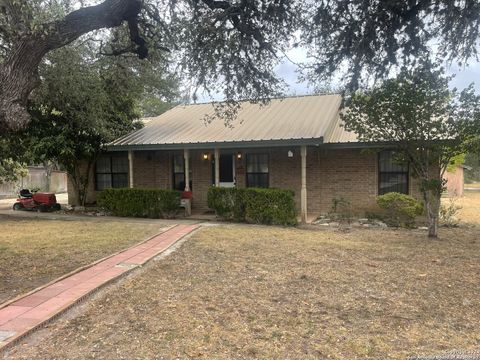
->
[{"left": 6, "top": 224, "right": 480, "bottom": 360}]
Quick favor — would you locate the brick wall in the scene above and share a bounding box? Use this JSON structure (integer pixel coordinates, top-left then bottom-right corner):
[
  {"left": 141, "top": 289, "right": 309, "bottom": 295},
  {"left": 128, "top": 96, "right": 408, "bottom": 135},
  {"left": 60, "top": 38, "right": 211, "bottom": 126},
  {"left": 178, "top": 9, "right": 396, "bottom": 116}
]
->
[{"left": 72, "top": 147, "right": 437, "bottom": 217}]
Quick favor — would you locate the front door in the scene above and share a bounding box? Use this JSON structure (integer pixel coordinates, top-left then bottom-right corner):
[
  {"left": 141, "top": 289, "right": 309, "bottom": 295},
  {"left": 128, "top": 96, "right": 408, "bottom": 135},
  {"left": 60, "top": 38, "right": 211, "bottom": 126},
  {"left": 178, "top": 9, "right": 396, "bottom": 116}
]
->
[{"left": 217, "top": 154, "right": 235, "bottom": 187}]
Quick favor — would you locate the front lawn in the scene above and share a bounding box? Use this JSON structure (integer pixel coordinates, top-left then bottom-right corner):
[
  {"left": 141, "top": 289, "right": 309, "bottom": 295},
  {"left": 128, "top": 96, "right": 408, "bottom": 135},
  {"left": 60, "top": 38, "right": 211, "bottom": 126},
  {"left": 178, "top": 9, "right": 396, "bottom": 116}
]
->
[
  {"left": 0, "top": 216, "right": 163, "bottom": 304},
  {"left": 8, "top": 225, "right": 480, "bottom": 359}
]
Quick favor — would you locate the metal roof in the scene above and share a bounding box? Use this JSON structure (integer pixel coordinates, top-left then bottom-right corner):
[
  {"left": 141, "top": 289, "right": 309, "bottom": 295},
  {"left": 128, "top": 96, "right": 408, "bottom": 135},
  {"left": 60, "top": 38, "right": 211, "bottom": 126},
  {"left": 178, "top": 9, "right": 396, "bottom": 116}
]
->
[{"left": 109, "top": 94, "right": 358, "bottom": 150}]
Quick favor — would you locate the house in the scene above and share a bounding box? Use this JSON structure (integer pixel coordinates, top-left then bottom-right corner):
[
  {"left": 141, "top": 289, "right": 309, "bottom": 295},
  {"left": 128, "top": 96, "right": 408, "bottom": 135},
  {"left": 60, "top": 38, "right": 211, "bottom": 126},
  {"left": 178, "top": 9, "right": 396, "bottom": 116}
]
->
[
  {"left": 444, "top": 165, "right": 468, "bottom": 197},
  {"left": 69, "top": 94, "right": 429, "bottom": 222}
]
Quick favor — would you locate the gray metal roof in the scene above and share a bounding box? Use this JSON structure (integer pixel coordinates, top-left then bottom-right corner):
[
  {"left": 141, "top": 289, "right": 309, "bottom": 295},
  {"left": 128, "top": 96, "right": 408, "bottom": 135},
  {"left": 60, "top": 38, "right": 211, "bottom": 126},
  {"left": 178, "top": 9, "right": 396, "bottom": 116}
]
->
[{"left": 109, "top": 94, "right": 358, "bottom": 150}]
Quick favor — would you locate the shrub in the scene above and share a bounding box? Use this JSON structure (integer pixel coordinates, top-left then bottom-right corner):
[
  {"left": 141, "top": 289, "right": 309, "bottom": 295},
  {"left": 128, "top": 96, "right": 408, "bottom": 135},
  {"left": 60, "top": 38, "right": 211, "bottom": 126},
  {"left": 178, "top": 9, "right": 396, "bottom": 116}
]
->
[
  {"left": 440, "top": 197, "right": 462, "bottom": 227},
  {"left": 329, "top": 197, "right": 354, "bottom": 223},
  {"left": 207, "top": 187, "right": 297, "bottom": 226},
  {"left": 376, "top": 192, "right": 423, "bottom": 227},
  {"left": 97, "top": 188, "right": 181, "bottom": 218}
]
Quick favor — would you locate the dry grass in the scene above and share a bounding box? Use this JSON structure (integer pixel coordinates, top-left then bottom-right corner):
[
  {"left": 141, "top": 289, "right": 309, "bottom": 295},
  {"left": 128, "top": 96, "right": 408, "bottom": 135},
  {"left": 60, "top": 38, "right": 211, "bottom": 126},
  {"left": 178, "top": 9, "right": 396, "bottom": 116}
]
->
[
  {"left": 0, "top": 216, "right": 162, "bottom": 304},
  {"left": 453, "top": 191, "right": 480, "bottom": 225},
  {"left": 8, "top": 224, "right": 480, "bottom": 360}
]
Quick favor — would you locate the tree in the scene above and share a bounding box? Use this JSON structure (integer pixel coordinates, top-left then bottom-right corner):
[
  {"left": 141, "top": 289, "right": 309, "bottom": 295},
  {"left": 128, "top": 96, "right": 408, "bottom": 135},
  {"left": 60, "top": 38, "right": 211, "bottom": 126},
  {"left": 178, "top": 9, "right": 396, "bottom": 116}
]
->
[
  {"left": 342, "top": 63, "right": 480, "bottom": 238},
  {"left": 0, "top": 0, "right": 297, "bottom": 131},
  {"left": 301, "top": 0, "right": 480, "bottom": 90},
  {"left": 3, "top": 1, "right": 480, "bottom": 132},
  {"left": 22, "top": 41, "right": 176, "bottom": 205}
]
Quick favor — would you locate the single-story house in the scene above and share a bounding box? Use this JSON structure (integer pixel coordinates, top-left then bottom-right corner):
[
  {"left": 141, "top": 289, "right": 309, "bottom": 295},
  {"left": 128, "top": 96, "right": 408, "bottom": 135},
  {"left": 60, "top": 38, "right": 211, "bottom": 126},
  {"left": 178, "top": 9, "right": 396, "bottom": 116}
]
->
[
  {"left": 444, "top": 165, "right": 469, "bottom": 197},
  {"left": 69, "top": 94, "right": 432, "bottom": 222}
]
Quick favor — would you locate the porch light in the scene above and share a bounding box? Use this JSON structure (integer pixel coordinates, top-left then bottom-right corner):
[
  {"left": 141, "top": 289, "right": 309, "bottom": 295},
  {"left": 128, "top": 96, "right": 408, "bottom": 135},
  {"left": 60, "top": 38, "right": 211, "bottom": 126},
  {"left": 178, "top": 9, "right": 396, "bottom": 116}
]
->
[
  {"left": 287, "top": 150, "right": 294, "bottom": 158},
  {"left": 237, "top": 152, "right": 242, "bottom": 159},
  {"left": 203, "top": 153, "right": 209, "bottom": 160}
]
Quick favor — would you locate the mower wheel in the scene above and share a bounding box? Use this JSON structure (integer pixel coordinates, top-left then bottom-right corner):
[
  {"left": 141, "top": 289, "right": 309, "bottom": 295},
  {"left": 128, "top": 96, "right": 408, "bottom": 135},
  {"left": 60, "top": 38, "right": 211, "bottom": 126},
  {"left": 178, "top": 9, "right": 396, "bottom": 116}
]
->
[
  {"left": 13, "top": 203, "right": 23, "bottom": 211},
  {"left": 36, "top": 205, "right": 47, "bottom": 213},
  {"left": 52, "top": 203, "right": 61, "bottom": 211}
]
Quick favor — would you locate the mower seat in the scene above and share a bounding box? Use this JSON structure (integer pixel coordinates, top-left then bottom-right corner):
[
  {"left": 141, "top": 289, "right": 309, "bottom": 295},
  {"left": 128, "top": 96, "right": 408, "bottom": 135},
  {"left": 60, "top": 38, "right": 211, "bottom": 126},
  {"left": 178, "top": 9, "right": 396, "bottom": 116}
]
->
[{"left": 19, "top": 189, "right": 33, "bottom": 198}]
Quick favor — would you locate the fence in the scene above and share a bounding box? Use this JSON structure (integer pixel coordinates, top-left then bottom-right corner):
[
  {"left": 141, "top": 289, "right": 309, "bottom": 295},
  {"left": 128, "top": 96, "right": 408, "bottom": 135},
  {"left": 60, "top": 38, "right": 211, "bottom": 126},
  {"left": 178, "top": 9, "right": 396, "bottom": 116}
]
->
[{"left": 0, "top": 167, "right": 67, "bottom": 199}]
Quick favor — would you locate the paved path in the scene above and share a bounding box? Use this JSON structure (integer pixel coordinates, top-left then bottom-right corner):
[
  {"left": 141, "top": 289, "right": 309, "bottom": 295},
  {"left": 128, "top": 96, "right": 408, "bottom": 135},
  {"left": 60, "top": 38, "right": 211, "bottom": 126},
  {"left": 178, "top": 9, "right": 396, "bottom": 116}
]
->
[{"left": 0, "top": 223, "right": 199, "bottom": 350}]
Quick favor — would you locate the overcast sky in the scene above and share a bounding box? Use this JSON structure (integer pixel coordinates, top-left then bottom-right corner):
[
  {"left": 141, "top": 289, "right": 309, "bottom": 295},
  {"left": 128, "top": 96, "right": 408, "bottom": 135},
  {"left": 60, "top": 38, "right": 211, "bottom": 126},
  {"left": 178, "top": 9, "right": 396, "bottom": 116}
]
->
[{"left": 275, "top": 47, "right": 480, "bottom": 97}]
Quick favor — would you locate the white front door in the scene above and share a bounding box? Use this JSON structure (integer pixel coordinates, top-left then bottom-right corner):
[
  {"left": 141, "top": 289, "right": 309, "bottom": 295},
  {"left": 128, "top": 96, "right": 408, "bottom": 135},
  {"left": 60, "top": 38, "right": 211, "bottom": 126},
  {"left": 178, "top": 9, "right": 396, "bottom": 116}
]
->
[{"left": 218, "top": 154, "right": 235, "bottom": 187}]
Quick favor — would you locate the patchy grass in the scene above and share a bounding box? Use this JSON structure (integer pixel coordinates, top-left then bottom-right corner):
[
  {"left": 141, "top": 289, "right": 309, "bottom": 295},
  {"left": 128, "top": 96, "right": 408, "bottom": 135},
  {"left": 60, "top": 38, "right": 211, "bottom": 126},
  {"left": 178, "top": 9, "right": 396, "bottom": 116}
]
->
[
  {"left": 8, "top": 225, "right": 480, "bottom": 359},
  {"left": 0, "top": 216, "right": 162, "bottom": 304},
  {"left": 455, "top": 191, "right": 480, "bottom": 225}
]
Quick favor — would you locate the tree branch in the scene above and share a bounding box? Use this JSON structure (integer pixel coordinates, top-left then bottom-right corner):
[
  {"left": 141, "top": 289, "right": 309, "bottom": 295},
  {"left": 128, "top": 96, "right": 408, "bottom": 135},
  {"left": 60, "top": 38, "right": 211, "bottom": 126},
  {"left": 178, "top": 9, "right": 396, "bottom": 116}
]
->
[{"left": 0, "top": 0, "right": 145, "bottom": 132}]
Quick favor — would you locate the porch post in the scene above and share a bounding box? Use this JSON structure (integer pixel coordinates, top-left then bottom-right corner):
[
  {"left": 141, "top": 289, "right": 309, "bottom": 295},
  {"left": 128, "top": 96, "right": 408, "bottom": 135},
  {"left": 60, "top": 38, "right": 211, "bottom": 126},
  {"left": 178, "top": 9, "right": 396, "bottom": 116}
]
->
[
  {"left": 128, "top": 150, "right": 134, "bottom": 188},
  {"left": 184, "top": 149, "right": 190, "bottom": 191},
  {"left": 214, "top": 148, "right": 220, "bottom": 186},
  {"left": 301, "top": 145, "right": 307, "bottom": 223}
]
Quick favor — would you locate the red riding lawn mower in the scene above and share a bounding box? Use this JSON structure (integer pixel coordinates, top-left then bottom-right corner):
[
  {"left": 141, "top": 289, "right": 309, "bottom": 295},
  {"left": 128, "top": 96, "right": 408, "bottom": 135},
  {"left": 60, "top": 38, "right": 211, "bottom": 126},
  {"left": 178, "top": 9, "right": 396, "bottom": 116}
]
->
[{"left": 13, "top": 189, "right": 61, "bottom": 212}]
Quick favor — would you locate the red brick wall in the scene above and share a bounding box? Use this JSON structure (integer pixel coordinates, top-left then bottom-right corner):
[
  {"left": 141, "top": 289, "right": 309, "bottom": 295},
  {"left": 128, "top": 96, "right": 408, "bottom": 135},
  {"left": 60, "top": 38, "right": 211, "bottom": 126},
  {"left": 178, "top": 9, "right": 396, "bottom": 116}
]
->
[{"left": 73, "top": 147, "right": 436, "bottom": 217}]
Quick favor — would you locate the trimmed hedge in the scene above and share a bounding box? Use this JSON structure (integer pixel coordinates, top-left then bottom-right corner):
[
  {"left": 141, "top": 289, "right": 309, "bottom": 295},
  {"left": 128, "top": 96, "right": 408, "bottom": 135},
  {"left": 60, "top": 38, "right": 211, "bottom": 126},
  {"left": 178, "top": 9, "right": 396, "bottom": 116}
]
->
[
  {"left": 208, "top": 187, "right": 297, "bottom": 226},
  {"left": 97, "top": 188, "right": 181, "bottom": 219},
  {"left": 376, "top": 192, "right": 423, "bottom": 227}
]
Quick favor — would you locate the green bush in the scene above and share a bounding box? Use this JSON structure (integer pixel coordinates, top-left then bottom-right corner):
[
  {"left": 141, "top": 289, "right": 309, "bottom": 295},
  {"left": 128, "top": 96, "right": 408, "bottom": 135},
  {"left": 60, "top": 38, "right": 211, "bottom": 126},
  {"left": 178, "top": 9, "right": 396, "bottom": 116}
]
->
[
  {"left": 329, "top": 197, "right": 354, "bottom": 223},
  {"left": 376, "top": 192, "right": 423, "bottom": 227},
  {"left": 207, "top": 187, "right": 297, "bottom": 226},
  {"left": 97, "top": 188, "right": 181, "bottom": 219}
]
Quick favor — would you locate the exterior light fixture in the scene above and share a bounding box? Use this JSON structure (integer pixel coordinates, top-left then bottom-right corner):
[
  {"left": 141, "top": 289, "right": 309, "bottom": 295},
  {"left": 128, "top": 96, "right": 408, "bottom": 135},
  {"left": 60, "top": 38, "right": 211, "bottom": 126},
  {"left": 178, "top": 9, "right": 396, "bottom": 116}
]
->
[
  {"left": 203, "top": 153, "right": 209, "bottom": 160},
  {"left": 287, "top": 150, "right": 294, "bottom": 158},
  {"left": 237, "top": 152, "right": 242, "bottom": 159}
]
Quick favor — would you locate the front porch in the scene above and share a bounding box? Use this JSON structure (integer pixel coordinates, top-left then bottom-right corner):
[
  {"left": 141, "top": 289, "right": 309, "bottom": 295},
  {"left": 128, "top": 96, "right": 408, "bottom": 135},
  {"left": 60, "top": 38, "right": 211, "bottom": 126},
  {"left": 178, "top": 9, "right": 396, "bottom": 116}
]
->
[
  {"left": 70, "top": 145, "right": 389, "bottom": 222},
  {"left": 123, "top": 145, "right": 310, "bottom": 223}
]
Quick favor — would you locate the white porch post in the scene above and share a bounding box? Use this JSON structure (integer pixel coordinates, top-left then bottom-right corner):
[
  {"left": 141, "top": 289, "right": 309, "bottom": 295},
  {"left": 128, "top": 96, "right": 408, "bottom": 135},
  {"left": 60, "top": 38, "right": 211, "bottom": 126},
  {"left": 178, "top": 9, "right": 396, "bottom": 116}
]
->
[
  {"left": 301, "top": 145, "right": 307, "bottom": 223},
  {"left": 128, "top": 150, "right": 134, "bottom": 188},
  {"left": 214, "top": 148, "right": 220, "bottom": 186},
  {"left": 184, "top": 149, "right": 190, "bottom": 191}
]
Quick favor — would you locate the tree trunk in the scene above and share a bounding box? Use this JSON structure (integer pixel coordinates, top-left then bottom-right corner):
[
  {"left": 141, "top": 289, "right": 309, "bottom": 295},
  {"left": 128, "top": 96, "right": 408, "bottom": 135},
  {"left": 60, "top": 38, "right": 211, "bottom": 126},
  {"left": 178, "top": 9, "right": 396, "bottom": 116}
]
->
[
  {"left": 0, "top": 0, "right": 143, "bottom": 132},
  {"left": 422, "top": 189, "right": 441, "bottom": 238}
]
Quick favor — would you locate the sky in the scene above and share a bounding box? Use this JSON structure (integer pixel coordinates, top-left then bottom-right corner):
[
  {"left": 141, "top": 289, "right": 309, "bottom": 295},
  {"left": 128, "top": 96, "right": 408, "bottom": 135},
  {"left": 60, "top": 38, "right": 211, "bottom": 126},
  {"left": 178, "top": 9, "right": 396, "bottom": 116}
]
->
[{"left": 273, "top": 47, "right": 480, "bottom": 97}]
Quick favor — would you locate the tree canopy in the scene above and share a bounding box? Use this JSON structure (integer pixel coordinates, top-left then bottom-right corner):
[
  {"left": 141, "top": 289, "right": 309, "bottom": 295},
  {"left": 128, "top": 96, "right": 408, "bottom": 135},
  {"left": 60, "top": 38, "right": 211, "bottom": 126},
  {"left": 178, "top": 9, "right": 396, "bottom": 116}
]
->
[
  {"left": 342, "top": 63, "right": 480, "bottom": 237},
  {"left": 2, "top": 1, "right": 480, "bottom": 131},
  {"left": 12, "top": 38, "right": 178, "bottom": 203}
]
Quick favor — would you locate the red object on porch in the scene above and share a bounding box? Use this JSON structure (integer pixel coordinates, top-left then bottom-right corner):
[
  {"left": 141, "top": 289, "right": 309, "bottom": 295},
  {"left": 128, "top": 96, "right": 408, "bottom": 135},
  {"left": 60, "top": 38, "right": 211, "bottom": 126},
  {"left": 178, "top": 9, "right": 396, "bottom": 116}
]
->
[{"left": 181, "top": 191, "right": 193, "bottom": 199}]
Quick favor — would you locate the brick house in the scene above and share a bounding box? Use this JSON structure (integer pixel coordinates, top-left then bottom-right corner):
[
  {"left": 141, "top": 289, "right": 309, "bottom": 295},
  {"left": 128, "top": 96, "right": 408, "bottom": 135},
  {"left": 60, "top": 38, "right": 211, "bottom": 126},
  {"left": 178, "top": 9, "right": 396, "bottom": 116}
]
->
[{"left": 69, "top": 94, "right": 428, "bottom": 222}]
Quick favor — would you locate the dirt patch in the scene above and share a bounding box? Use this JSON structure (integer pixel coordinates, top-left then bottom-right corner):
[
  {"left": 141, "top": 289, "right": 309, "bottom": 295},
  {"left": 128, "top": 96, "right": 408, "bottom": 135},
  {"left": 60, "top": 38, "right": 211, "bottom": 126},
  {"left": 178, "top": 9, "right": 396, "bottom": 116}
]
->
[
  {"left": 0, "top": 216, "right": 162, "bottom": 304},
  {"left": 6, "top": 224, "right": 480, "bottom": 359}
]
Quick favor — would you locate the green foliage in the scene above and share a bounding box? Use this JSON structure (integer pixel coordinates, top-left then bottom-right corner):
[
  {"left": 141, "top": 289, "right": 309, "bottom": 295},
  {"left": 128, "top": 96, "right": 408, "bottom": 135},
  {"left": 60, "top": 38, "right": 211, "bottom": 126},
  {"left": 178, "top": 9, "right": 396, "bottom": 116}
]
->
[
  {"left": 447, "top": 153, "right": 465, "bottom": 173},
  {"left": 301, "top": 2, "right": 480, "bottom": 90},
  {"left": 208, "top": 187, "right": 297, "bottom": 226},
  {"left": 342, "top": 62, "right": 480, "bottom": 237},
  {"left": 97, "top": 188, "right": 181, "bottom": 219},
  {"left": 377, "top": 192, "right": 423, "bottom": 228},
  {"left": 329, "top": 197, "right": 353, "bottom": 223},
  {"left": 18, "top": 41, "right": 177, "bottom": 205},
  {"left": 439, "top": 197, "right": 462, "bottom": 228},
  {"left": 464, "top": 152, "right": 480, "bottom": 183}
]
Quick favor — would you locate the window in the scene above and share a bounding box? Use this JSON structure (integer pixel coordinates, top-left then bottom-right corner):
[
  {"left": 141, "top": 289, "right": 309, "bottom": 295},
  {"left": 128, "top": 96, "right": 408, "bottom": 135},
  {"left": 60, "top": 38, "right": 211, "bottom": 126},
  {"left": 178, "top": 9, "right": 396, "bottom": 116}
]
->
[
  {"left": 95, "top": 154, "right": 129, "bottom": 190},
  {"left": 378, "top": 151, "right": 409, "bottom": 195},
  {"left": 246, "top": 153, "right": 269, "bottom": 188},
  {"left": 172, "top": 154, "right": 185, "bottom": 191},
  {"left": 172, "top": 154, "right": 192, "bottom": 191}
]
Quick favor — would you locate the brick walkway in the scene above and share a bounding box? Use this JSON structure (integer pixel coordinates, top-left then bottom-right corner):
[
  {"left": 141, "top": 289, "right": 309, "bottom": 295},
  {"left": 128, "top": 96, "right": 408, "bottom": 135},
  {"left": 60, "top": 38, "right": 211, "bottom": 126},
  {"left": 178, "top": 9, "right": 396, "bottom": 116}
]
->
[{"left": 0, "top": 223, "right": 199, "bottom": 350}]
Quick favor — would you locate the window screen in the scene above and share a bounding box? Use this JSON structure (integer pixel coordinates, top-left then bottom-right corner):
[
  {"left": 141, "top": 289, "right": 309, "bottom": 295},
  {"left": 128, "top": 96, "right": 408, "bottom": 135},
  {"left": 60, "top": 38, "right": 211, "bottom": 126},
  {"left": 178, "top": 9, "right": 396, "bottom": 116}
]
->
[
  {"left": 172, "top": 154, "right": 185, "bottom": 191},
  {"left": 95, "top": 154, "right": 129, "bottom": 190},
  {"left": 378, "top": 151, "right": 409, "bottom": 195},
  {"left": 246, "top": 154, "right": 269, "bottom": 188}
]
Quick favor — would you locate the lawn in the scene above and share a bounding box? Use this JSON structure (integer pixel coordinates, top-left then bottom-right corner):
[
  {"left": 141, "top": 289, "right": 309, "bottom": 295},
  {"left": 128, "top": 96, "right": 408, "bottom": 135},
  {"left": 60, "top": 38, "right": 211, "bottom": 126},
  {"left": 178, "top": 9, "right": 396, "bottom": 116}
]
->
[
  {"left": 7, "top": 224, "right": 480, "bottom": 359},
  {"left": 0, "top": 216, "right": 163, "bottom": 304},
  {"left": 454, "top": 190, "right": 480, "bottom": 225}
]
